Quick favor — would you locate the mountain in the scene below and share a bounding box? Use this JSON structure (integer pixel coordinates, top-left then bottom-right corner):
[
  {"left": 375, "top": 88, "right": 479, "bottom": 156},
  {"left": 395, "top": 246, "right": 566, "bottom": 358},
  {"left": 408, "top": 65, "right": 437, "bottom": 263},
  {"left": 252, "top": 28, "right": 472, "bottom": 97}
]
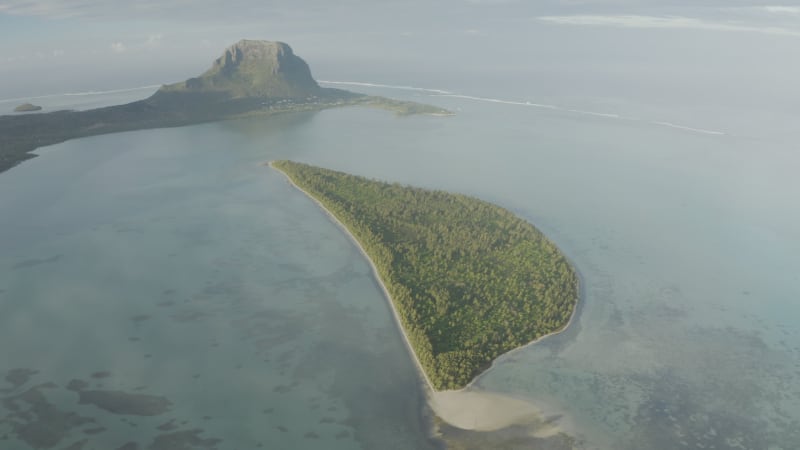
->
[
  {"left": 0, "top": 40, "right": 450, "bottom": 175},
  {"left": 149, "top": 40, "right": 321, "bottom": 105}
]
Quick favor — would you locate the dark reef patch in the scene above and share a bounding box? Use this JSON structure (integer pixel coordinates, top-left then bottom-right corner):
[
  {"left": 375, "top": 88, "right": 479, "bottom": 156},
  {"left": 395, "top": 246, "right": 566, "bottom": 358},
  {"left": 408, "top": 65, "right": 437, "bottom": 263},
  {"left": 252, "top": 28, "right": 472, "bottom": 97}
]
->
[
  {"left": 11, "top": 255, "right": 62, "bottom": 270},
  {"left": 131, "top": 314, "right": 151, "bottom": 324},
  {"left": 157, "top": 419, "right": 179, "bottom": 431},
  {"left": 66, "top": 379, "right": 89, "bottom": 391},
  {"left": 4, "top": 368, "right": 38, "bottom": 390},
  {"left": 149, "top": 429, "right": 221, "bottom": 450},
  {"left": 116, "top": 442, "right": 140, "bottom": 450},
  {"left": 1, "top": 383, "right": 95, "bottom": 449},
  {"left": 74, "top": 389, "right": 172, "bottom": 416},
  {"left": 335, "top": 430, "right": 351, "bottom": 439},
  {"left": 170, "top": 310, "right": 208, "bottom": 323},
  {"left": 625, "top": 368, "right": 772, "bottom": 450},
  {"left": 63, "top": 438, "right": 89, "bottom": 450}
]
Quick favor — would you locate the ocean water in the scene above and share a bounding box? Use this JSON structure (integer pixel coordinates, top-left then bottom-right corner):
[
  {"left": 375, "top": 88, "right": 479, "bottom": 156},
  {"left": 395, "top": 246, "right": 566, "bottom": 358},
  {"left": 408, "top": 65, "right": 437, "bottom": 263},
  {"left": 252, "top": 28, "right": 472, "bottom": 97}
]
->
[
  {"left": 0, "top": 113, "right": 437, "bottom": 449},
  {"left": 1, "top": 80, "right": 799, "bottom": 450},
  {"left": 0, "top": 85, "right": 161, "bottom": 114}
]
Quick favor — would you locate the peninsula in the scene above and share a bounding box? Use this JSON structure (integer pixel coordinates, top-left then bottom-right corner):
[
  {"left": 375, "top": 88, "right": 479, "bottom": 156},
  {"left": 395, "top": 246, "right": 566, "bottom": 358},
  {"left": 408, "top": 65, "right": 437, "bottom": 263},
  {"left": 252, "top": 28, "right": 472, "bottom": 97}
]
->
[
  {"left": 0, "top": 40, "right": 450, "bottom": 174},
  {"left": 271, "top": 160, "right": 578, "bottom": 390}
]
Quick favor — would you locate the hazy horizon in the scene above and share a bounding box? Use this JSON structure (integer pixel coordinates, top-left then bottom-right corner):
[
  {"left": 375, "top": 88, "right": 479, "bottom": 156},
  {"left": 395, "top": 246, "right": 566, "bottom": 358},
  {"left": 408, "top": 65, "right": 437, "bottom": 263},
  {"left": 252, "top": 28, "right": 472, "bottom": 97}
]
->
[{"left": 4, "top": 1, "right": 800, "bottom": 143}]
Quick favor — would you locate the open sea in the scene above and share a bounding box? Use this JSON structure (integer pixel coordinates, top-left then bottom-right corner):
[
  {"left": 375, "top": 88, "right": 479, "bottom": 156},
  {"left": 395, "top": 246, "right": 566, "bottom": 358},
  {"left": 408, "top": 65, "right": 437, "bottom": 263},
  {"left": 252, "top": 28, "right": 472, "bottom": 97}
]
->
[{"left": 1, "top": 64, "right": 799, "bottom": 449}]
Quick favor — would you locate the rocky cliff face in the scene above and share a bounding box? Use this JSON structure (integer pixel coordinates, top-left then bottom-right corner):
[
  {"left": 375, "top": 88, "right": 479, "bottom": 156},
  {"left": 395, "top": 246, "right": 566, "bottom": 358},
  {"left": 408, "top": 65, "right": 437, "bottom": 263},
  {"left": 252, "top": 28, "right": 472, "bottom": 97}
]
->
[{"left": 153, "top": 40, "right": 321, "bottom": 101}]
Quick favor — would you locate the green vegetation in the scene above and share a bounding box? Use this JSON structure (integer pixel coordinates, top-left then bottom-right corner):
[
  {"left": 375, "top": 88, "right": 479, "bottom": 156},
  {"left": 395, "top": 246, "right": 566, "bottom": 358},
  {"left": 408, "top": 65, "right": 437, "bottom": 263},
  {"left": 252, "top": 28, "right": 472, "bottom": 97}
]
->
[
  {"left": 13, "top": 103, "right": 42, "bottom": 113},
  {"left": 359, "top": 96, "right": 453, "bottom": 116},
  {"left": 272, "top": 161, "right": 578, "bottom": 390},
  {"left": 0, "top": 40, "right": 450, "bottom": 175}
]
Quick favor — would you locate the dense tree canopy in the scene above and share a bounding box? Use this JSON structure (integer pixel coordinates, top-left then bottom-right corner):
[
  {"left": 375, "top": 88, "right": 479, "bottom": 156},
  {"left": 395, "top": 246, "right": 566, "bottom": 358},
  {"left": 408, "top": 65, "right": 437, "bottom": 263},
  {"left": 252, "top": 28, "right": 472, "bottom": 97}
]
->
[{"left": 272, "top": 161, "right": 578, "bottom": 390}]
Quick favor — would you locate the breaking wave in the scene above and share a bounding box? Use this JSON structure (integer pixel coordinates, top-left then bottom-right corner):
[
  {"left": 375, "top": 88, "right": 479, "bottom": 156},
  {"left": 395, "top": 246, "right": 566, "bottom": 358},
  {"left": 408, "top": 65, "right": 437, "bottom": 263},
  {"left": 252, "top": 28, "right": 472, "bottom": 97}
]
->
[
  {"left": 0, "top": 85, "right": 161, "bottom": 104},
  {"left": 650, "top": 121, "right": 725, "bottom": 136},
  {"left": 322, "top": 80, "right": 726, "bottom": 136},
  {"left": 318, "top": 80, "right": 453, "bottom": 95}
]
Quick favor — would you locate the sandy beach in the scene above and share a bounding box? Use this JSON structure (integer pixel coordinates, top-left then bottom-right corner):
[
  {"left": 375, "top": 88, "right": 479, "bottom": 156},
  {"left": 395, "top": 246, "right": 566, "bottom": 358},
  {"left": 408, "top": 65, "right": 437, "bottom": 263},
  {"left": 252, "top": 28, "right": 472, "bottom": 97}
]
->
[
  {"left": 270, "top": 161, "right": 436, "bottom": 392},
  {"left": 269, "top": 161, "right": 580, "bottom": 433}
]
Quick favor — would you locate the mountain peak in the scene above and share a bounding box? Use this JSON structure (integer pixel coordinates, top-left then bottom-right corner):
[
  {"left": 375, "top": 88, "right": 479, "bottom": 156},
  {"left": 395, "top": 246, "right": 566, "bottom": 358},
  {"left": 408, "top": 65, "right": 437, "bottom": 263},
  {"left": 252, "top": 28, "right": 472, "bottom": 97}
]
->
[
  {"left": 155, "top": 40, "right": 320, "bottom": 100},
  {"left": 212, "top": 40, "right": 295, "bottom": 72}
]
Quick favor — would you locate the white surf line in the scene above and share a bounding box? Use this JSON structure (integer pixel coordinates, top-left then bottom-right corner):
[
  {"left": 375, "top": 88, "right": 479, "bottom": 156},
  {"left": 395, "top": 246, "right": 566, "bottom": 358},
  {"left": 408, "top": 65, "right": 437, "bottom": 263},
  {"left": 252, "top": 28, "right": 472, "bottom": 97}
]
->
[
  {"left": 440, "top": 94, "right": 632, "bottom": 120},
  {"left": 321, "top": 79, "right": 727, "bottom": 136},
  {"left": 0, "top": 85, "right": 162, "bottom": 104},
  {"left": 650, "top": 121, "right": 726, "bottom": 136},
  {"left": 62, "top": 85, "right": 162, "bottom": 96},
  {"left": 318, "top": 80, "right": 453, "bottom": 95},
  {"left": 433, "top": 93, "right": 560, "bottom": 110},
  {"left": 439, "top": 94, "right": 726, "bottom": 135},
  {"left": 565, "top": 108, "right": 620, "bottom": 119}
]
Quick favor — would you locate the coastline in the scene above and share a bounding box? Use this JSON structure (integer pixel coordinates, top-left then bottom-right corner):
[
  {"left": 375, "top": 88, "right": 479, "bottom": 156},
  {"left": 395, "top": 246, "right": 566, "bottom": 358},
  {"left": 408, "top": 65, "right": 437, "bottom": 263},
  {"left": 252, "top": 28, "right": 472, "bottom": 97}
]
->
[
  {"left": 0, "top": 93, "right": 452, "bottom": 176},
  {"left": 460, "top": 262, "right": 583, "bottom": 390},
  {"left": 269, "top": 161, "right": 437, "bottom": 393},
  {"left": 269, "top": 160, "right": 581, "bottom": 432}
]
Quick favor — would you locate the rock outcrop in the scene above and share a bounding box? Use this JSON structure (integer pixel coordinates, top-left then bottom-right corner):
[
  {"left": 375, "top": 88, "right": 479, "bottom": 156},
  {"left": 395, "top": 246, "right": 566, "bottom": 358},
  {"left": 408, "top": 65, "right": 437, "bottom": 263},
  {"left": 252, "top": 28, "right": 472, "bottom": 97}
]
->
[
  {"left": 151, "top": 40, "right": 320, "bottom": 102},
  {"left": 14, "top": 103, "right": 42, "bottom": 113}
]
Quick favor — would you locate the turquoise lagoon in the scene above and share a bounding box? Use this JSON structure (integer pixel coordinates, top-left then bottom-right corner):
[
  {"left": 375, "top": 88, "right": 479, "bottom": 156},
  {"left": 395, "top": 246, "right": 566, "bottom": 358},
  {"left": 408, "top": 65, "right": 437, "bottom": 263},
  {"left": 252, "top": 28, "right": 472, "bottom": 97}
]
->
[{"left": 1, "top": 85, "right": 799, "bottom": 449}]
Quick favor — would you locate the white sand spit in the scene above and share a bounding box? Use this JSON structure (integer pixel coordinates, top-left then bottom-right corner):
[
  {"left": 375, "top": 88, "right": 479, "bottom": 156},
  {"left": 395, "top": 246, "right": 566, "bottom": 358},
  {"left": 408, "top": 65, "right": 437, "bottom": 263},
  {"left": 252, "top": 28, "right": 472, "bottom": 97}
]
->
[{"left": 431, "top": 390, "right": 549, "bottom": 432}]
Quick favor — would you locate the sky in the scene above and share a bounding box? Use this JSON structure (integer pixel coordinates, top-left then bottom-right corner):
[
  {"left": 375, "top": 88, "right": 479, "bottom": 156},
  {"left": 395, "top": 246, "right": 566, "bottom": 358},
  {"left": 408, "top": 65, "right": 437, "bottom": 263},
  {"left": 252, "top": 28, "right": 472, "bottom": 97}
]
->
[{"left": 1, "top": 0, "right": 800, "bottom": 131}]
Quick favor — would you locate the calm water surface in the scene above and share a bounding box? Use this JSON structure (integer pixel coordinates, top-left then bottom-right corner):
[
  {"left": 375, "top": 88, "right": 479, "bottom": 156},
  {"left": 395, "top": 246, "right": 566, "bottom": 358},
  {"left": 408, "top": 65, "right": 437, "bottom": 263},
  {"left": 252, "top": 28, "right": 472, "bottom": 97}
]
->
[{"left": 1, "top": 85, "right": 798, "bottom": 449}]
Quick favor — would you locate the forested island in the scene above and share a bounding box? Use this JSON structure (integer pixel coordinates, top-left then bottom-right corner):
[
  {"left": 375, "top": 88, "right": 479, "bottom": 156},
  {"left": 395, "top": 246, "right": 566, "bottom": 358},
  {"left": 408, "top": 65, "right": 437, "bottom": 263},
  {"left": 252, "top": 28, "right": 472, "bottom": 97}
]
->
[
  {"left": 0, "top": 40, "right": 450, "bottom": 175},
  {"left": 271, "top": 161, "right": 578, "bottom": 390}
]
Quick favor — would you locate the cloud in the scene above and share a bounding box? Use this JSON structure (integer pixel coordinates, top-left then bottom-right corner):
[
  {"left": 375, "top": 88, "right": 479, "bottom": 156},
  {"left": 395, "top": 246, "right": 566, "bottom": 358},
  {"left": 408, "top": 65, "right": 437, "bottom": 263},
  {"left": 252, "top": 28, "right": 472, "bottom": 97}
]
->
[
  {"left": 146, "top": 33, "right": 164, "bottom": 46},
  {"left": 0, "top": 0, "right": 86, "bottom": 18},
  {"left": 538, "top": 14, "right": 800, "bottom": 37},
  {"left": 110, "top": 42, "right": 127, "bottom": 53},
  {"left": 764, "top": 6, "right": 800, "bottom": 14},
  {"left": 0, "top": 0, "right": 287, "bottom": 20}
]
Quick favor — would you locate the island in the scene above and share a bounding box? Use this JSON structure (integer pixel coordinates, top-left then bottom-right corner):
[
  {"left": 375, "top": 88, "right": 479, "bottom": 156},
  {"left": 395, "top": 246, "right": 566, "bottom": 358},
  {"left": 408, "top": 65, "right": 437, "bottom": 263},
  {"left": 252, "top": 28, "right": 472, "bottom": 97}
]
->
[
  {"left": 271, "top": 160, "right": 578, "bottom": 390},
  {"left": 13, "top": 103, "right": 42, "bottom": 113},
  {"left": 0, "top": 40, "right": 451, "bottom": 174}
]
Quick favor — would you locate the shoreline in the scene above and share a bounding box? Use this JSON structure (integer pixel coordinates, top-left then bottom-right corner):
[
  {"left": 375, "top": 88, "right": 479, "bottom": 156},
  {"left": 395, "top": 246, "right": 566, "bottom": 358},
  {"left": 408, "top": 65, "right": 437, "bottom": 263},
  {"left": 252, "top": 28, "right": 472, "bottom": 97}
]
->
[
  {"left": 269, "top": 160, "right": 581, "bottom": 432},
  {"left": 269, "top": 161, "right": 437, "bottom": 393},
  {"left": 460, "top": 259, "right": 583, "bottom": 390}
]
